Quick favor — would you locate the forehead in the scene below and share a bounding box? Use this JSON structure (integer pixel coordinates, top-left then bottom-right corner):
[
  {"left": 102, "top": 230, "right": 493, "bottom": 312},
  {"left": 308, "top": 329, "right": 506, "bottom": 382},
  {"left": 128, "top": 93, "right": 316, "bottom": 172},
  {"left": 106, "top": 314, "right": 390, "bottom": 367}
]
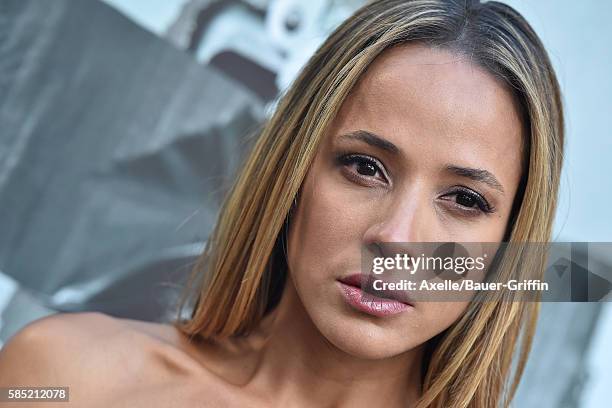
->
[{"left": 331, "top": 43, "right": 524, "bottom": 177}]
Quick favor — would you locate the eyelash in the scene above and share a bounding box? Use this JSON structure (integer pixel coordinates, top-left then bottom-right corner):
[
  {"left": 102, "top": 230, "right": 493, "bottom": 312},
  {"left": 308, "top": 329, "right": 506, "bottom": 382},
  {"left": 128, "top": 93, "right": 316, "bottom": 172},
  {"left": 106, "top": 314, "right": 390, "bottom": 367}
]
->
[
  {"left": 442, "top": 186, "right": 495, "bottom": 215},
  {"left": 336, "top": 153, "right": 495, "bottom": 215},
  {"left": 337, "top": 153, "right": 388, "bottom": 184}
]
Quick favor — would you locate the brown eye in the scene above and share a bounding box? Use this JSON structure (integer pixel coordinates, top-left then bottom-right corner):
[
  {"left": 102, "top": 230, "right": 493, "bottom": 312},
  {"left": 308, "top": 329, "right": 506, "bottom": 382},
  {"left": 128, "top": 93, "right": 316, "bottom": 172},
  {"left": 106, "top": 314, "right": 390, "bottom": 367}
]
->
[
  {"left": 337, "top": 154, "right": 388, "bottom": 184},
  {"left": 456, "top": 192, "right": 477, "bottom": 208},
  {"left": 441, "top": 186, "right": 493, "bottom": 214},
  {"left": 357, "top": 161, "right": 377, "bottom": 176}
]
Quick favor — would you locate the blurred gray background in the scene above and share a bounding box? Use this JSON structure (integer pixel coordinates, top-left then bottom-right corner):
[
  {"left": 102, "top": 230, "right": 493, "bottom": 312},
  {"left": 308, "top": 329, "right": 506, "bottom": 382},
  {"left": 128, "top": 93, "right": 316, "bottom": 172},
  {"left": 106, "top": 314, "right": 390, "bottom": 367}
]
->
[{"left": 0, "top": 1, "right": 610, "bottom": 407}]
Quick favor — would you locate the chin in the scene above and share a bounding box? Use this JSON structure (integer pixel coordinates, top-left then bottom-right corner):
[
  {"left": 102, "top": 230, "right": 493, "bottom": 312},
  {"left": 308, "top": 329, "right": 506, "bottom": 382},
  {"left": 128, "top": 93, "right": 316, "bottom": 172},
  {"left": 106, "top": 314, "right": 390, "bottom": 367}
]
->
[{"left": 307, "top": 307, "right": 422, "bottom": 360}]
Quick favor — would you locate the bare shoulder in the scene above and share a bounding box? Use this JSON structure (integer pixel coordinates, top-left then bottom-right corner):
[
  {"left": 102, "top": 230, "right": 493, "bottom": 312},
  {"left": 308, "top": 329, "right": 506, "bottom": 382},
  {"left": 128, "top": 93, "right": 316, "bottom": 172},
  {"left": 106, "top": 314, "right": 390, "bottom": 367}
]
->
[
  {"left": 0, "top": 312, "right": 209, "bottom": 406},
  {"left": 0, "top": 312, "right": 120, "bottom": 380}
]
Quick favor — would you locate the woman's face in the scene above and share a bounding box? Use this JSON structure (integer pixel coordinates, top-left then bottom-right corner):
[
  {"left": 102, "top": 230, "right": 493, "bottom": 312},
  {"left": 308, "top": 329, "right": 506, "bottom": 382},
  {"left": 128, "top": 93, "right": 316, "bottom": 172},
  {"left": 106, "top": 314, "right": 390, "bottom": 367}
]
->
[{"left": 286, "top": 43, "right": 524, "bottom": 359}]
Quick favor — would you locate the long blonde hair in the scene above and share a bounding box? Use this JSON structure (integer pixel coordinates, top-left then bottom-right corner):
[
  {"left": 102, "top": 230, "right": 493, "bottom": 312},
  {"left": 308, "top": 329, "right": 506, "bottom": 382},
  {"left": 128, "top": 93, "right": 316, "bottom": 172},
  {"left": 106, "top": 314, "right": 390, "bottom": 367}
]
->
[{"left": 174, "top": 1, "right": 564, "bottom": 406}]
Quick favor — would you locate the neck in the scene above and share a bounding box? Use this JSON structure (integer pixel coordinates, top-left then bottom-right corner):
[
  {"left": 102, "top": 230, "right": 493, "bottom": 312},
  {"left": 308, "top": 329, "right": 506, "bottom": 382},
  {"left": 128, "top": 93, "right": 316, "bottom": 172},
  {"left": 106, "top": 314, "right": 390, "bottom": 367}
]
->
[{"left": 246, "top": 277, "right": 424, "bottom": 408}]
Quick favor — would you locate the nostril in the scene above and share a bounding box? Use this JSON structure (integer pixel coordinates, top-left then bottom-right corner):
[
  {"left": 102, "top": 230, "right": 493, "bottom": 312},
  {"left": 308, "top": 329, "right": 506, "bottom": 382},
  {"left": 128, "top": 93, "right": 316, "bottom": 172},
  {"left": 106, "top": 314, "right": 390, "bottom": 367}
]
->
[{"left": 367, "top": 242, "right": 385, "bottom": 257}]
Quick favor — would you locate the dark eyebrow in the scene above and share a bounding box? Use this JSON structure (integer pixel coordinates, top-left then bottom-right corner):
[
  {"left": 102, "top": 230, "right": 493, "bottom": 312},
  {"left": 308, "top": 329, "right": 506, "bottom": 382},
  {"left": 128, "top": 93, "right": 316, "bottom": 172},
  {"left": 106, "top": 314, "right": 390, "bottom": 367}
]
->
[
  {"left": 338, "top": 130, "right": 400, "bottom": 155},
  {"left": 445, "top": 165, "right": 505, "bottom": 194}
]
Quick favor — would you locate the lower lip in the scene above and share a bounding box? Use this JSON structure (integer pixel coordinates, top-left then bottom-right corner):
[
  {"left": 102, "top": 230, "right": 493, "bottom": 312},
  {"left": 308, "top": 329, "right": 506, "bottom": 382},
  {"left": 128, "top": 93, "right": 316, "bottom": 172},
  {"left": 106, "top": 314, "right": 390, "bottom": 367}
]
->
[{"left": 337, "top": 281, "right": 412, "bottom": 317}]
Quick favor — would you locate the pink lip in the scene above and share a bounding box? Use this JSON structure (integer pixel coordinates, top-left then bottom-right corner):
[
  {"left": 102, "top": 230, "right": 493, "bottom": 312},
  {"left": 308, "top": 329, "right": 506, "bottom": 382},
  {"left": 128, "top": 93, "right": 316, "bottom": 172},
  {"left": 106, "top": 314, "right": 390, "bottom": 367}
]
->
[{"left": 337, "top": 274, "right": 413, "bottom": 317}]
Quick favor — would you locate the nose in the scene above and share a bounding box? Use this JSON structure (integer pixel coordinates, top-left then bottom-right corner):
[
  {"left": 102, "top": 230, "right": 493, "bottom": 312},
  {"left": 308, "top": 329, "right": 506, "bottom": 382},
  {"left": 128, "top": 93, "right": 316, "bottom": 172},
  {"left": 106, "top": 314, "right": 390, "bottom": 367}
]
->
[{"left": 363, "top": 184, "right": 434, "bottom": 246}]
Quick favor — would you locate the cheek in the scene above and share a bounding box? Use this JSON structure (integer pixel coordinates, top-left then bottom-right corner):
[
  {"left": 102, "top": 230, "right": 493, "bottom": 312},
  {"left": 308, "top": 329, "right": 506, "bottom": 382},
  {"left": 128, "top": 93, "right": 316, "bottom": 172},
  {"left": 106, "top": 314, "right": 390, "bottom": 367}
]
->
[
  {"left": 287, "top": 165, "right": 364, "bottom": 281},
  {"left": 449, "top": 218, "right": 508, "bottom": 243},
  {"left": 439, "top": 187, "right": 518, "bottom": 242}
]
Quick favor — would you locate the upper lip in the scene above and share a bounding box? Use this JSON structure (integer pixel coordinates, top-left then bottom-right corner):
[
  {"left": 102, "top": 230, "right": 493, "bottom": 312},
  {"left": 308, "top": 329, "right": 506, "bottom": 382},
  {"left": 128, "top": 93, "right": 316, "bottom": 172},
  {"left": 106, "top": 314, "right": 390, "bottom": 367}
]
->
[{"left": 338, "top": 273, "right": 414, "bottom": 306}]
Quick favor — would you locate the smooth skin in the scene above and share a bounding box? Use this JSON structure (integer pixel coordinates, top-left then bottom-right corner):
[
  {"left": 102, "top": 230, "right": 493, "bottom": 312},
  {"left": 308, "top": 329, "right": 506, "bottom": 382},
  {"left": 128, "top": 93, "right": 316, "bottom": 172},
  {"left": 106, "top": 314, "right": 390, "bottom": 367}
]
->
[{"left": 0, "top": 43, "right": 524, "bottom": 407}]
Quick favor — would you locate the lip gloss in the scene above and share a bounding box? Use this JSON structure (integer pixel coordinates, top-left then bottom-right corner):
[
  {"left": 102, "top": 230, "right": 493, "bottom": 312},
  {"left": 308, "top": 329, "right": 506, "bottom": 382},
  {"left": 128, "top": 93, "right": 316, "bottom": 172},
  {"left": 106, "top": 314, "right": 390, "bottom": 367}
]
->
[{"left": 338, "top": 281, "right": 412, "bottom": 317}]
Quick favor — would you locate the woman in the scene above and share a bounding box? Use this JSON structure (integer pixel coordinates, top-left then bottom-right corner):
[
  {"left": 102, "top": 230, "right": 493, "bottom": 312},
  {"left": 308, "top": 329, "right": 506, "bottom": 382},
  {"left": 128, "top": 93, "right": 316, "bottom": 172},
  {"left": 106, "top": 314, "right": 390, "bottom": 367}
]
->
[{"left": 0, "top": 0, "right": 563, "bottom": 407}]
